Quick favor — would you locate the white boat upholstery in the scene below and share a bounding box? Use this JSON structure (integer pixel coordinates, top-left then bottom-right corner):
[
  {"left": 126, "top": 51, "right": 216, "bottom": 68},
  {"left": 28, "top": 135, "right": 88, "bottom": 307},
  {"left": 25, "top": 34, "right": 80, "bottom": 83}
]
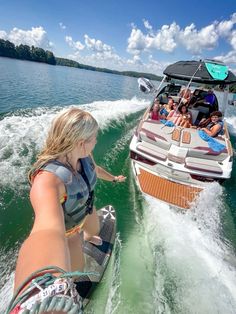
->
[
  {"left": 185, "top": 157, "right": 223, "bottom": 174},
  {"left": 180, "top": 129, "right": 228, "bottom": 162},
  {"left": 168, "top": 145, "right": 188, "bottom": 164},
  {"left": 138, "top": 120, "right": 229, "bottom": 164},
  {"left": 139, "top": 120, "right": 179, "bottom": 149},
  {"left": 137, "top": 141, "right": 168, "bottom": 161},
  {"left": 171, "top": 96, "right": 181, "bottom": 103}
]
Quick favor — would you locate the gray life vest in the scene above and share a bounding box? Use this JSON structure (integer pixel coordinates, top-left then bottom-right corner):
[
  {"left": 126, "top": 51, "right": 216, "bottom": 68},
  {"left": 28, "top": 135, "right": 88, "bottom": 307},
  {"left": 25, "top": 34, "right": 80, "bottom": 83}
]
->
[
  {"left": 42, "top": 156, "right": 97, "bottom": 229},
  {"left": 206, "top": 120, "right": 224, "bottom": 136}
]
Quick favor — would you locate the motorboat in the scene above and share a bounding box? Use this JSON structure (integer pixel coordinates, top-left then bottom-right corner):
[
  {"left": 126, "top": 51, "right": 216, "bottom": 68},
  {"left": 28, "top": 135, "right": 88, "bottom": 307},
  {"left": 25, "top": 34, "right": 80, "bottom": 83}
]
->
[{"left": 130, "top": 60, "right": 236, "bottom": 209}]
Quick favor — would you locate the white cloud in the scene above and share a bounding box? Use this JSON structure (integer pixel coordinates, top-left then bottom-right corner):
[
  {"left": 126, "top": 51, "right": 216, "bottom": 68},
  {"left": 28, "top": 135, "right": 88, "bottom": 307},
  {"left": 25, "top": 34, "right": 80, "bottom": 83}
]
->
[
  {"left": 84, "top": 34, "right": 113, "bottom": 53},
  {"left": 65, "top": 34, "right": 123, "bottom": 69},
  {"left": 65, "top": 36, "right": 84, "bottom": 50},
  {"left": 0, "top": 30, "right": 7, "bottom": 39},
  {"left": 148, "top": 23, "right": 179, "bottom": 52},
  {"left": 230, "top": 30, "right": 236, "bottom": 50},
  {"left": 148, "top": 56, "right": 169, "bottom": 72},
  {"left": 0, "top": 26, "right": 53, "bottom": 49},
  {"left": 143, "top": 19, "right": 153, "bottom": 32},
  {"left": 214, "top": 50, "right": 236, "bottom": 64},
  {"left": 127, "top": 28, "right": 148, "bottom": 55},
  {"left": 179, "top": 23, "right": 218, "bottom": 53},
  {"left": 217, "top": 20, "right": 234, "bottom": 38},
  {"left": 68, "top": 50, "right": 124, "bottom": 70},
  {"left": 127, "top": 22, "right": 180, "bottom": 55},
  {"left": 216, "top": 13, "right": 236, "bottom": 51},
  {"left": 127, "top": 55, "right": 143, "bottom": 65},
  {"left": 59, "top": 22, "right": 66, "bottom": 30},
  {"left": 127, "top": 13, "right": 236, "bottom": 57},
  {"left": 66, "top": 12, "right": 236, "bottom": 73}
]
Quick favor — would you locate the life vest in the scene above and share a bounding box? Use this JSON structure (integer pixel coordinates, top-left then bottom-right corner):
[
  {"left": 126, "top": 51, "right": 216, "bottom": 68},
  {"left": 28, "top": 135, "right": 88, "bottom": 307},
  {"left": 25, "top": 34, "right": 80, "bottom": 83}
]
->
[
  {"left": 42, "top": 156, "right": 97, "bottom": 229},
  {"left": 206, "top": 120, "right": 224, "bottom": 136}
]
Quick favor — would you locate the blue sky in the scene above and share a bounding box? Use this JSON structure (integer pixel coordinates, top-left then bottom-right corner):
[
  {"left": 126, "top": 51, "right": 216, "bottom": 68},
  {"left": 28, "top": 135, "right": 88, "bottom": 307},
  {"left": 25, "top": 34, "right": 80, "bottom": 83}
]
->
[{"left": 0, "top": 0, "right": 236, "bottom": 74}]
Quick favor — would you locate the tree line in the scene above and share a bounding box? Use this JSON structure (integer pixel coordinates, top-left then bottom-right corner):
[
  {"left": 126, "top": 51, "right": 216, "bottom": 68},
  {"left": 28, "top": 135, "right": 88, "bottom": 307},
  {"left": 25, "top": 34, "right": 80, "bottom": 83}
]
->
[
  {"left": 0, "top": 38, "right": 235, "bottom": 91},
  {"left": 0, "top": 38, "right": 162, "bottom": 81},
  {"left": 0, "top": 39, "right": 56, "bottom": 65},
  {"left": 55, "top": 57, "right": 163, "bottom": 81}
]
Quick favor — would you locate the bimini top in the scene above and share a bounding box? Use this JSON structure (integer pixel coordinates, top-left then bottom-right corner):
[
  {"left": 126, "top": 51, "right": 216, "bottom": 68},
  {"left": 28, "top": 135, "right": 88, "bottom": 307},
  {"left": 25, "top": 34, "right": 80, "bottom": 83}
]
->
[{"left": 163, "top": 60, "right": 236, "bottom": 85}]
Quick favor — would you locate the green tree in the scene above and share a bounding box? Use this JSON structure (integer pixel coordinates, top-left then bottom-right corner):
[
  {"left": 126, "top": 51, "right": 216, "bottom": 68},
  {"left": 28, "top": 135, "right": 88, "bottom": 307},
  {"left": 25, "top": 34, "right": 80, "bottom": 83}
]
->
[
  {"left": 45, "top": 50, "right": 56, "bottom": 65},
  {"left": 0, "top": 39, "right": 17, "bottom": 58},
  {"left": 31, "top": 46, "right": 47, "bottom": 62},
  {"left": 16, "top": 44, "right": 32, "bottom": 60}
]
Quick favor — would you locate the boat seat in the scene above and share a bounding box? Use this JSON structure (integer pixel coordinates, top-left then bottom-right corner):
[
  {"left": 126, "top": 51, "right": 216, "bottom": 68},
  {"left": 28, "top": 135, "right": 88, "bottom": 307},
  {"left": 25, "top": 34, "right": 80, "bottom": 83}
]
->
[
  {"left": 185, "top": 157, "right": 223, "bottom": 174},
  {"left": 168, "top": 145, "right": 188, "bottom": 164},
  {"left": 137, "top": 141, "right": 167, "bottom": 161},
  {"left": 171, "top": 96, "right": 181, "bottom": 103},
  {"left": 180, "top": 128, "right": 228, "bottom": 162},
  {"left": 139, "top": 120, "right": 180, "bottom": 150}
]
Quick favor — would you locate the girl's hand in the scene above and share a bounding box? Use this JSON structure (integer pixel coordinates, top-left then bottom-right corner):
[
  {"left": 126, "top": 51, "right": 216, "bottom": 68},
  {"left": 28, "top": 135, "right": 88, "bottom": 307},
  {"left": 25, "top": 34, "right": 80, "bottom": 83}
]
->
[{"left": 113, "top": 175, "right": 126, "bottom": 183}]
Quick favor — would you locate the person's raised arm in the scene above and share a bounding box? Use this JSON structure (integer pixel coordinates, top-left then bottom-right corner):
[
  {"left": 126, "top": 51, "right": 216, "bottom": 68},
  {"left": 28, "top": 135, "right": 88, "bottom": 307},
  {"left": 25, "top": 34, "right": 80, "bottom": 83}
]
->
[
  {"left": 90, "top": 155, "right": 126, "bottom": 183},
  {"left": 201, "top": 124, "right": 221, "bottom": 137},
  {"left": 14, "top": 172, "right": 70, "bottom": 292}
]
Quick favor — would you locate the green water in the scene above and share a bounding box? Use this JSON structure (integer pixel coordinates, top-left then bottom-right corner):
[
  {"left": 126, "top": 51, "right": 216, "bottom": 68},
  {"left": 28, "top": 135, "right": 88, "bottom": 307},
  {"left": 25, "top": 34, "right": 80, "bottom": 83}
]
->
[{"left": 0, "top": 57, "right": 236, "bottom": 313}]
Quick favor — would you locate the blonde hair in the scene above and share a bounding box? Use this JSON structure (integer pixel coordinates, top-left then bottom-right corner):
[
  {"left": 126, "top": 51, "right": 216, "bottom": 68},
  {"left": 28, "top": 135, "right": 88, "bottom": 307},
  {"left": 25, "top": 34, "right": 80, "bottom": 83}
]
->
[{"left": 28, "top": 108, "right": 98, "bottom": 182}]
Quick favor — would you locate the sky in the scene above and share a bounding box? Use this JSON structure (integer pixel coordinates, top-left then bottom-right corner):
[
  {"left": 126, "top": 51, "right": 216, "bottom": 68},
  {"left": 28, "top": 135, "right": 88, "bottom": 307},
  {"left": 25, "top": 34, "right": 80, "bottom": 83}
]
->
[{"left": 0, "top": 0, "right": 236, "bottom": 75}]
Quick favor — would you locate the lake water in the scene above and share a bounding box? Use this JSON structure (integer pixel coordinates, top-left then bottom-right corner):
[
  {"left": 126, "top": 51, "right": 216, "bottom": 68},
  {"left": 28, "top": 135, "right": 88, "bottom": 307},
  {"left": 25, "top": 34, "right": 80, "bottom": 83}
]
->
[{"left": 0, "top": 57, "right": 236, "bottom": 313}]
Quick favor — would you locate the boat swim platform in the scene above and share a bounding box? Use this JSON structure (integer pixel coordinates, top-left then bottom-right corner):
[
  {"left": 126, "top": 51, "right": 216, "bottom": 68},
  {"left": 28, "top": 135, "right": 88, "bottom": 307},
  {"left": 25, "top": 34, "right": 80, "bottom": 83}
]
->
[{"left": 137, "top": 168, "right": 202, "bottom": 209}]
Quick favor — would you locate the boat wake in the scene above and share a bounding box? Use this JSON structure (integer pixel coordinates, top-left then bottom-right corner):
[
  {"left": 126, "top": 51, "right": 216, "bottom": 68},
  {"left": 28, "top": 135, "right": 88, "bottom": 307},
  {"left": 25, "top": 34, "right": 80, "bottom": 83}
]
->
[
  {"left": 143, "top": 183, "right": 236, "bottom": 314},
  {"left": 104, "top": 235, "right": 122, "bottom": 314},
  {"left": 0, "top": 97, "right": 148, "bottom": 312},
  {"left": 0, "top": 97, "right": 148, "bottom": 188},
  {"left": 225, "top": 104, "right": 236, "bottom": 136}
]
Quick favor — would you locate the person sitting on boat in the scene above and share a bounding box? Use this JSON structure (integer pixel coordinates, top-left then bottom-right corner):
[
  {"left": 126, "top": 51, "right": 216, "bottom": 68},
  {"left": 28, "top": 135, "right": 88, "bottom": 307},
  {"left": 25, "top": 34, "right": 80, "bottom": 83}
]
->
[
  {"left": 199, "top": 111, "right": 224, "bottom": 137},
  {"left": 159, "top": 97, "right": 174, "bottom": 117},
  {"left": 179, "top": 104, "right": 192, "bottom": 128},
  {"left": 149, "top": 100, "right": 166, "bottom": 120},
  {"left": 7, "top": 108, "right": 126, "bottom": 313},
  {"left": 179, "top": 86, "right": 192, "bottom": 105},
  {"left": 193, "top": 89, "right": 216, "bottom": 113},
  {"left": 149, "top": 101, "right": 160, "bottom": 120},
  {"left": 166, "top": 102, "right": 182, "bottom": 125}
]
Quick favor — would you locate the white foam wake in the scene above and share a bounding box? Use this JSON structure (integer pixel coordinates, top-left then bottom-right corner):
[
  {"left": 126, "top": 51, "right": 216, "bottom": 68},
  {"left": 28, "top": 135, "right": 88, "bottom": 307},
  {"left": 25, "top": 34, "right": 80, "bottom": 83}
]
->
[
  {"left": 144, "top": 183, "right": 236, "bottom": 313},
  {"left": 0, "top": 98, "right": 148, "bottom": 187},
  {"left": 225, "top": 114, "right": 236, "bottom": 136},
  {"left": 224, "top": 95, "right": 236, "bottom": 135}
]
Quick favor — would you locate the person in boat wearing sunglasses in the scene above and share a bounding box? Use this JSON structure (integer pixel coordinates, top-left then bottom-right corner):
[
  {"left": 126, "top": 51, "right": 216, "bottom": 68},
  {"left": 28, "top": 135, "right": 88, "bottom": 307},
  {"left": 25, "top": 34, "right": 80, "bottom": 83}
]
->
[
  {"left": 193, "top": 89, "right": 216, "bottom": 113},
  {"left": 166, "top": 102, "right": 182, "bottom": 125},
  {"left": 7, "top": 108, "right": 126, "bottom": 313}
]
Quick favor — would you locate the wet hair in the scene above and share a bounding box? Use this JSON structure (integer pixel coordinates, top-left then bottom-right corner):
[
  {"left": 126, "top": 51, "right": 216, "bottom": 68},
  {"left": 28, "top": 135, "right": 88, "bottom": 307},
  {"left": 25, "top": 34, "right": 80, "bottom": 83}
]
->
[
  {"left": 210, "top": 111, "right": 222, "bottom": 118},
  {"left": 28, "top": 108, "right": 99, "bottom": 182}
]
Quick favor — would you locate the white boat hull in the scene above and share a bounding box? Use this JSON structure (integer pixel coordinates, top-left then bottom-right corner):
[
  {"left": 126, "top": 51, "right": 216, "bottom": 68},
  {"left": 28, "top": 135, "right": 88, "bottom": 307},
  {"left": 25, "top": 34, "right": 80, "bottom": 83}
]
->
[{"left": 130, "top": 120, "right": 233, "bottom": 209}]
